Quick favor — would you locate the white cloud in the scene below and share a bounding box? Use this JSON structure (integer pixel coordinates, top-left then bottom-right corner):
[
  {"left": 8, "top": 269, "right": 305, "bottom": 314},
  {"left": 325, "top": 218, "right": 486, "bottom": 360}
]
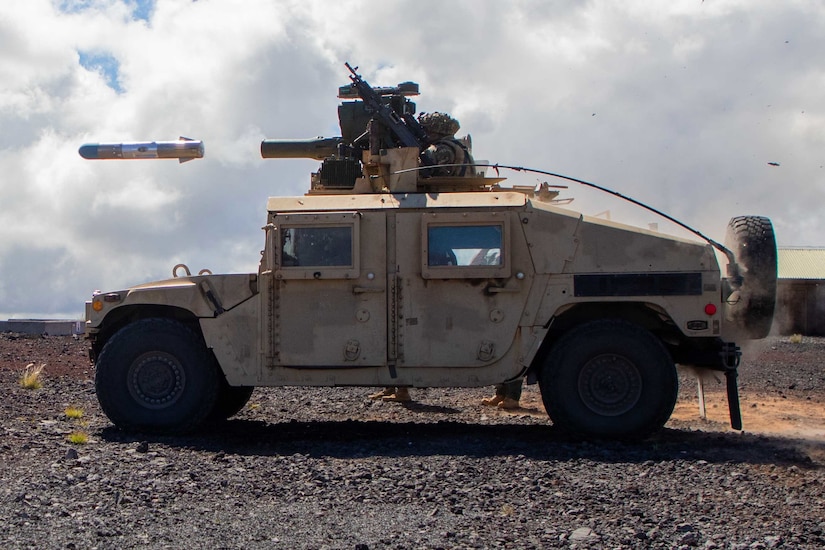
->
[{"left": 0, "top": 0, "right": 824, "bottom": 317}]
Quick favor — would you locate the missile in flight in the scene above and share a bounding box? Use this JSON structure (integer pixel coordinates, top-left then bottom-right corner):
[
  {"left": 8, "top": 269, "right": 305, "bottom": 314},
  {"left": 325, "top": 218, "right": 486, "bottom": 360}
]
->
[{"left": 78, "top": 137, "right": 204, "bottom": 163}]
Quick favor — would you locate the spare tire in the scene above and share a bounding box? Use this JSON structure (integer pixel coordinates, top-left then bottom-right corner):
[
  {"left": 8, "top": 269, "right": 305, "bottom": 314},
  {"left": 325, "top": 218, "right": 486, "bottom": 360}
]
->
[{"left": 723, "top": 216, "right": 777, "bottom": 339}]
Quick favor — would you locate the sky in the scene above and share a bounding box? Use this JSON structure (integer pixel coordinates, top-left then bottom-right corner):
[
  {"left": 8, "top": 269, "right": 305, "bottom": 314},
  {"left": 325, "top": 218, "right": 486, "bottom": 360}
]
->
[{"left": 0, "top": 0, "right": 823, "bottom": 319}]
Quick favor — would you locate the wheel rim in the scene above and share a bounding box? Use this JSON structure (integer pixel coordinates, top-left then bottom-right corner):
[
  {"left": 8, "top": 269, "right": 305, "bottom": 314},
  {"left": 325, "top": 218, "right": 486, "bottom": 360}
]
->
[
  {"left": 577, "top": 353, "right": 642, "bottom": 417},
  {"left": 127, "top": 351, "right": 186, "bottom": 409}
]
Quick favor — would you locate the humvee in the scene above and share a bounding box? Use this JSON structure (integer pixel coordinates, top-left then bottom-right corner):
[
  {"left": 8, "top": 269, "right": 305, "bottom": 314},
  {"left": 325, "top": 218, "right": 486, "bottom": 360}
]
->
[{"left": 85, "top": 64, "right": 777, "bottom": 439}]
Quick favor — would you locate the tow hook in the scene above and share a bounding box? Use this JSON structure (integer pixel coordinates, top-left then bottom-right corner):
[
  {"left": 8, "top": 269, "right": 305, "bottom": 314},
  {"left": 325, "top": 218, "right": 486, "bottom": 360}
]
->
[{"left": 721, "top": 342, "right": 743, "bottom": 430}]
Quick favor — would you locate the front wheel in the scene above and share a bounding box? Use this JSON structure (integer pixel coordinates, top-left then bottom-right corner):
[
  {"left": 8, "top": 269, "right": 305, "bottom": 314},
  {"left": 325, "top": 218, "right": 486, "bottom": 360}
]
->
[
  {"left": 95, "top": 318, "right": 220, "bottom": 433},
  {"left": 539, "top": 319, "right": 678, "bottom": 440}
]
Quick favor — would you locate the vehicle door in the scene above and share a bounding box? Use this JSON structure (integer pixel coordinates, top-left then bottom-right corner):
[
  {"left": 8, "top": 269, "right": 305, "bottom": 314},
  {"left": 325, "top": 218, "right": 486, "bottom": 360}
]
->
[
  {"left": 270, "top": 210, "right": 387, "bottom": 366},
  {"left": 393, "top": 210, "right": 531, "bottom": 368}
]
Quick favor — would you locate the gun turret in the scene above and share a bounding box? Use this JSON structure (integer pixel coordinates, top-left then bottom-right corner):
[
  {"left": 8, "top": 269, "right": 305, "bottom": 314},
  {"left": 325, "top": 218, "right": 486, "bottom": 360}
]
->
[
  {"left": 260, "top": 63, "right": 500, "bottom": 194},
  {"left": 261, "top": 66, "right": 428, "bottom": 192}
]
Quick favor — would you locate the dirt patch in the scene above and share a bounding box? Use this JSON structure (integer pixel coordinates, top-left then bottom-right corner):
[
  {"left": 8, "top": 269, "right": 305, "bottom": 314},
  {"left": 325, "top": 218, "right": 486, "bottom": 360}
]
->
[
  {"left": 672, "top": 394, "right": 825, "bottom": 440},
  {"left": 0, "top": 333, "right": 91, "bottom": 379}
]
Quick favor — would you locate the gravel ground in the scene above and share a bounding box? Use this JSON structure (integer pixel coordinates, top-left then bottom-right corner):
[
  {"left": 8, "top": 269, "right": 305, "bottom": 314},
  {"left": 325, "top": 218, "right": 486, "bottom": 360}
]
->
[{"left": 1, "top": 333, "right": 824, "bottom": 549}]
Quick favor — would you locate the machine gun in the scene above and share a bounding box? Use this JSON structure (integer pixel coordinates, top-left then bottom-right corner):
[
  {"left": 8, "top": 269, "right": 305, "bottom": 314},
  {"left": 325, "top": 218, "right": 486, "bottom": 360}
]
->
[{"left": 343, "top": 62, "right": 429, "bottom": 149}]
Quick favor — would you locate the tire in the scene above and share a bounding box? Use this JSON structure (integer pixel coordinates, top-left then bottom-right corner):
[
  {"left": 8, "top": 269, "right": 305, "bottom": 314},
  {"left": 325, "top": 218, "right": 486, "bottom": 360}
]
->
[
  {"left": 539, "top": 319, "right": 678, "bottom": 440},
  {"left": 208, "top": 379, "right": 254, "bottom": 422},
  {"left": 95, "top": 318, "right": 220, "bottom": 433},
  {"left": 724, "top": 216, "right": 777, "bottom": 339}
]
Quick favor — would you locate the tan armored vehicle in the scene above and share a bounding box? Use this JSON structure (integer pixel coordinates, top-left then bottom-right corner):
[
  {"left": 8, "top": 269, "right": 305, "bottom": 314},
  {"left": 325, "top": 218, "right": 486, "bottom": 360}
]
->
[{"left": 85, "top": 64, "right": 777, "bottom": 439}]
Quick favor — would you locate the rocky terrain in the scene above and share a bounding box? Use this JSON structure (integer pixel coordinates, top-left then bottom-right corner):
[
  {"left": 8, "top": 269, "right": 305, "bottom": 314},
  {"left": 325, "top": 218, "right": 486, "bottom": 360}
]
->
[{"left": 1, "top": 332, "right": 824, "bottom": 549}]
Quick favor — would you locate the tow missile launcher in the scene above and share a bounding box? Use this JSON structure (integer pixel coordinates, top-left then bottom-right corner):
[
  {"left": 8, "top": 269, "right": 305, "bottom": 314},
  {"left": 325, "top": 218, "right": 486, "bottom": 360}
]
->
[
  {"left": 261, "top": 78, "right": 422, "bottom": 190},
  {"left": 84, "top": 63, "right": 778, "bottom": 441},
  {"left": 261, "top": 64, "right": 502, "bottom": 194}
]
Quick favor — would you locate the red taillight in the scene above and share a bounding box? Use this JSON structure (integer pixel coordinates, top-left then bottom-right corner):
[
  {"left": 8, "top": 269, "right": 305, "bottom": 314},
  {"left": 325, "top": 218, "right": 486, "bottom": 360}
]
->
[{"left": 704, "top": 303, "right": 718, "bottom": 316}]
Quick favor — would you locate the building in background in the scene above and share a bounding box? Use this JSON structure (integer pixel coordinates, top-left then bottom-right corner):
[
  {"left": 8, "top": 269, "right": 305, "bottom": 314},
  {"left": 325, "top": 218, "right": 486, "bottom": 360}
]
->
[{"left": 775, "top": 247, "right": 825, "bottom": 335}]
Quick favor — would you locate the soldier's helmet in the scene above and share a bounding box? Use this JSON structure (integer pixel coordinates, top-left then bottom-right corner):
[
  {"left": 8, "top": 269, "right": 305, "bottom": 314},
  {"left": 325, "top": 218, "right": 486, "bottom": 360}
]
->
[{"left": 418, "top": 112, "right": 460, "bottom": 138}]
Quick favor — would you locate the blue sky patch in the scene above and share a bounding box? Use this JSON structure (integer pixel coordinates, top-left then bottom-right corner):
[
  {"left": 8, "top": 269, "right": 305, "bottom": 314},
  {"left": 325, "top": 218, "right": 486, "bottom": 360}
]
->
[
  {"left": 78, "top": 51, "right": 123, "bottom": 93},
  {"left": 56, "top": 0, "right": 93, "bottom": 14},
  {"left": 57, "top": 0, "right": 154, "bottom": 23},
  {"left": 130, "top": 0, "right": 154, "bottom": 22}
]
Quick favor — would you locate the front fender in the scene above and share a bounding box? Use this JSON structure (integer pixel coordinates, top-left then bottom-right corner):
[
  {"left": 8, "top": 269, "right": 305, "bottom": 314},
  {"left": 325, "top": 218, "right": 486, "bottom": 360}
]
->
[{"left": 87, "top": 273, "right": 258, "bottom": 330}]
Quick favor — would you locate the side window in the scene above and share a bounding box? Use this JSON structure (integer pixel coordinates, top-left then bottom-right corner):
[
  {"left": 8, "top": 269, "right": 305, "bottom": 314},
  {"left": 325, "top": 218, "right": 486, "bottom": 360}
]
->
[
  {"left": 427, "top": 225, "right": 502, "bottom": 267},
  {"left": 421, "top": 213, "right": 510, "bottom": 279},
  {"left": 274, "top": 212, "right": 359, "bottom": 279},
  {"left": 281, "top": 226, "right": 353, "bottom": 267}
]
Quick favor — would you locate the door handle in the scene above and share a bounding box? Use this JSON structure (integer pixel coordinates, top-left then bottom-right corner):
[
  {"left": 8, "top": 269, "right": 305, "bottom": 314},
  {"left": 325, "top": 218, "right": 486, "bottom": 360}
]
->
[
  {"left": 486, "top": 286, "right": 520, "bottom": 293},
  {"left": 353, "top": 286, "right": 385, "bottom": 294}
]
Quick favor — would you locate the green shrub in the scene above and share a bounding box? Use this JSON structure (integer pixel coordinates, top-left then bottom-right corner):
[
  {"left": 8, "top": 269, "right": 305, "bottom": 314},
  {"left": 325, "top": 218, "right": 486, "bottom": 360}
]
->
[{"left": 66, "top": 431, "right": 89, "bottom": 445}]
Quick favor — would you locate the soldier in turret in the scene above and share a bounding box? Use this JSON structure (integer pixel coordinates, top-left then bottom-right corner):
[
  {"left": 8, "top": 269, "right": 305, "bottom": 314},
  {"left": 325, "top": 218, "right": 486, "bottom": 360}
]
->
[{"left": 418, "top": 112, "right": 475, "bottom": 177}]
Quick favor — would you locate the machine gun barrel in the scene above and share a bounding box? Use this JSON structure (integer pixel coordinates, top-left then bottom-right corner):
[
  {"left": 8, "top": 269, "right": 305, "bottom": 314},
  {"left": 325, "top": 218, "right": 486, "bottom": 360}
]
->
[
  {"left": 78, "top": 138, "right": 204, "bottom": 163},
  {"left": 260, "top": 137, "right": 343, "bottom": 160}
]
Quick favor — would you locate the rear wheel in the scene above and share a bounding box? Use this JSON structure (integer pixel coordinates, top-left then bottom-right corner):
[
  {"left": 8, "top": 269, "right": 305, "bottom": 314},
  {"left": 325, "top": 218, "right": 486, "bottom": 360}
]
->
[
  {"left": 539, "top": 319, "right": 677, "bottom": 440},
  {"left": 724, "top": 216, "right": 777, "bottom": 339},
  {"left": 95, "top": 318, "right": 220, "bottom": 433}
]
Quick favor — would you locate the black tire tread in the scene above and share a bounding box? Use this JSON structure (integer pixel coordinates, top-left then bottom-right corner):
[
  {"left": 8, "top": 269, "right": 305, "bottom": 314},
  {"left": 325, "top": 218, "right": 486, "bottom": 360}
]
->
[
  {"left": 539, "top": 319, "right": 678, "bottom": 440},
  {"left": 95, "top": 318, "right": 220, "bottom": 433},
  {"left": 725, "top": 215, "right": 777, "bottom": 339}
]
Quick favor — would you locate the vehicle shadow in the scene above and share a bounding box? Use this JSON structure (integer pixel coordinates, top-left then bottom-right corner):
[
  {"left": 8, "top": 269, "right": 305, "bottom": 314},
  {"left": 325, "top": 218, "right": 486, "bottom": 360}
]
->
[
  {"left": 399, "top": 401, "right": 461, "bottom": 414},
  {"left": 98, "top": 418, "right": 822, "bottom": 467}
]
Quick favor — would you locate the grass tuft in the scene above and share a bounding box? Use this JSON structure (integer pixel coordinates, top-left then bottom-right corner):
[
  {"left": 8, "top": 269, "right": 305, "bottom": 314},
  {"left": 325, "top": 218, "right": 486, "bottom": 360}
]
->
[
  {"left": 789, "top": 334, "right": 803, "bottom": 344},
  {"left": 19, "top": 363, "right": 45, "bottom": 389},
  {"left": 66, "top": 431, "right": 89, "bottom": 445},
  {"left": 65, "top": 407, "right": 84, "bottom": 419}
]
